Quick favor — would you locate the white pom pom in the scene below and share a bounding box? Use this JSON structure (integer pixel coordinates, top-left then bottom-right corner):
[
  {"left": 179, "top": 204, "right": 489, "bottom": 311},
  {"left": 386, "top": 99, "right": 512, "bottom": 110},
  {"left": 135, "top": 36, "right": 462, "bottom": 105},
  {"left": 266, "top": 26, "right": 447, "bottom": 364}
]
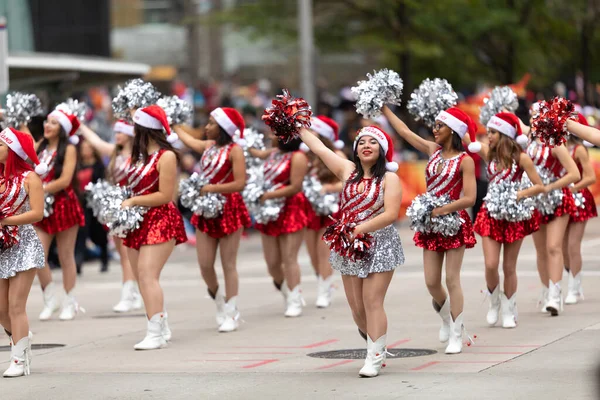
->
[
  {"left": 583, "top": 140, "right": 594, "bottom": 148},
  {"left": 468, "top": 141, "right": 482, "bottom": 153},
  {"left": 236, "top": 137, "right": 247, "bottom": 147},
  {"left": 167, "top": 133, "right": 179, "bottom": 144},
  {"left": 69, "top": 135, "right": 80, "bottom": 145},
  {"left": 334, "top": 140, "right": 345, "bottom": 149},
  {"left": 386, "top": 161, "right": 399, "bottom": 172},
  {"left": 35, "top": 163, "right": 48, "bottom": 175},
  {"left": 516, "top": 134, "right": 529, "bottom": 148},
  {"left": 299, "top": 142, "right": 310, "bottom": 152}
]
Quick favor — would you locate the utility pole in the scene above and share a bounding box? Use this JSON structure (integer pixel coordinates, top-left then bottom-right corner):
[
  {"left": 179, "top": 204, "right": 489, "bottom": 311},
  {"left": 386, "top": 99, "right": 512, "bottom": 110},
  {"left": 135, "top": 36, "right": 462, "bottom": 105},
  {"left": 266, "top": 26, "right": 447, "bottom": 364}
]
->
[
  {"left": 0, "top": 16, "right": 8, "bottom": 94},
  {"left": 298, "top": 0, "right": 315, "bottom": 107},
  {"left": 185, "top": 0, "right": 200, "bottom": 85}
]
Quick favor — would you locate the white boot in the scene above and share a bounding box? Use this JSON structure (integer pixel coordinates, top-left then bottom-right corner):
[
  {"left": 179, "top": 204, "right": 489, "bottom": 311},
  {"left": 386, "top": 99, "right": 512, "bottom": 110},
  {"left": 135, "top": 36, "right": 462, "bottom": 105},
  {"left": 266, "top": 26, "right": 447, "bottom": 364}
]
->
[
  {"left": 359, "top": 334, "right": 387, "bottom": 378},
  {"left": 284, "top": 285, "right": 305, "bottom": 317},
  {"left": 162, "top": 309, "right": 172, "bottom": 341},
  {"left": 218, "top": 296, "right": 240, "bottom": 333},
  {"left": 279, "top": 280, "right": 290, "bottom": 303},
  {"left": 113, "top": 281, "right": 137, "bottom": 313},
  {"left": 58, "top": 291, "right": 85, "bottom": 321},
  {"left": 545, "top": 280, "right": 563, "bottom": 316},
  {"left": 212, "top": 287, "right": 226, "bottom": 327},
  {"left": 485, "top": 286, "right": 501, "bottom": 326},
  {"left": 500, "top": 292, "right": 517, "bottom": 328},
  {"left": 565, "top": 271, "right": 584, "bottom": 305},
  {"left": 433, "top": 298, "right": 451, "bottom": 343},
  {"left": 131, "top": 283, "right": 143, "bottom": 310},
  {"left": 134, "top": 313, "right": 167, "bottom": 350},
  {"left": 39, "top": 282, "right": 60, "bottom": 321},
  {"left": 538, "top": 286, "right": 549, "bottom": 313},
  {"left": 3, "top": 336, "right": 31, "bottom": 377},
  {"left": 445, "top": 313, "right": 473, "bottom": 354},
  {"left": 315, "top": 275, "right": 334, "bottom": 308}
]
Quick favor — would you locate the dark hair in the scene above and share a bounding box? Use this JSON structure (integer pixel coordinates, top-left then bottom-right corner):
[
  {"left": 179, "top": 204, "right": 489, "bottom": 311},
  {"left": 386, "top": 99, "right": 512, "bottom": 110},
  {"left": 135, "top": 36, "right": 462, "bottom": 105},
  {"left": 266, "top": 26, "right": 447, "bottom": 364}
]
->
[
  {"left": 78, "top": 139, "right": 103, "bottom": 166},
  {"left": 216, "top": 126, "right": 233, "bottom": 146},
  {"left": 349, "top": 143, "right": 387, "bottom": 183},
  {"left": 37, "top": 126, "right": 70, "bottom": 180},
  {"left": 451, "top": 131, "right": 465, "bottom": 152},
  {"left": 132, "top": 125, "right": 180, "bottom": 165},
  {"left": 568, "top": 135, "right": 583, "bottom": 146},
  {"left": 487, "top": 133, "right": 521, "bottom": 170},
  {"left": 277, "top": 136, "right": 302, "bottom": 152},
  {"left": 313, "top": 135, "right": 338, "bottom": 183}
]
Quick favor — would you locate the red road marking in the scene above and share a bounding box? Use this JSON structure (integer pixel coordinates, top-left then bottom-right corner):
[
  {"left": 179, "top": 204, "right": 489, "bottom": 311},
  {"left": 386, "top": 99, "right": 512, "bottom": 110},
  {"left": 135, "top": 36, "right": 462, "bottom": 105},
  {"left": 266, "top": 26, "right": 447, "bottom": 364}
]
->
[
  {"left": 198, "top": 359, "right": 280, "bottom": 369},
  {"left": 411, "top": 361, "right": 439, "bottom": 371},
  {"left": 233, "top": 339, "right": 339, "bottom": 349},
  {"left": 472, "top": 345, "right": 540, "bottom": 348},
  {"left": 205, "top": 352, "right": 293, "bottom": 355},
  {"left": 315, "top": 360, "right": 354, "bottom": 370},
  {"left": 465, "top": 351, "right": 523, "bottom": 355},
  {"left": 411, "top": 361, "right": 504, "bottom": 371},
  {"left": 242, "top": 359, "right": 278, "bottom": 369},
  {"left": 302, "top": 339, "right": 339, "bottom": 349},
  {"left": 387, "top": 339, "right": 411, "bottom": 348}
]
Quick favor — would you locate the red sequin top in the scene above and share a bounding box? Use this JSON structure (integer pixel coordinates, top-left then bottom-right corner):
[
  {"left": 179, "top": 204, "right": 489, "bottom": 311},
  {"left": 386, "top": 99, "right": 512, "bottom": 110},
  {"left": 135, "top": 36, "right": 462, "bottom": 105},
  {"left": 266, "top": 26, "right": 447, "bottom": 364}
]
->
[
  {"left": 425, "top": 149, "right": 467, "bottom": 200},
  {"left": 0, "top": 172, "right": 30, "bottom": 216},
  {"left": 487, "top": 159, "right": 523, "bottom": 185},
  {"left": 527, "top": 141, "right": 562, "bottom": 178},
  {"left": 197, "top": 143, "right": 235, "bottom": 184},
  {"left": 37, "top": 149, "right": 60, "bottom": 184},
  {"left": 339, "top": 172, "right": 384, "bottom": 223},
  {"left": 263, "top": 150, "right": 295, "bottom": 190},
  {"left": 113, "top": 155, "right": 131, "bottom": 186},
  {"left": 127, "top": 150, "right": 162, "bottom": 195}
]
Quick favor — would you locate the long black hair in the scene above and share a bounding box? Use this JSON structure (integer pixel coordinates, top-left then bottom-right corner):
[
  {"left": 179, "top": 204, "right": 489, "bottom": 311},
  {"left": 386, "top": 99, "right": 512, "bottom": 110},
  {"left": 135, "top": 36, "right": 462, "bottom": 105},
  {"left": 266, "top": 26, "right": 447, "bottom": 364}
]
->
[
  {"left": 132, "top": 125, "right": 180, "bottom": 165},
  {"left": 277, "top": 136, "right": 302, "bottom": 152},
  {"left": 349, "top": 143, "right": 387, "bottom": 183},
  {"left": 37, "top": 126, "right": 70, "bottom": 180},
  {"left": 215, "top": 126, "right": 233, "bottom": 146},
  {"left": 451, "top": 131, "right": 465, "bottom": 152}
]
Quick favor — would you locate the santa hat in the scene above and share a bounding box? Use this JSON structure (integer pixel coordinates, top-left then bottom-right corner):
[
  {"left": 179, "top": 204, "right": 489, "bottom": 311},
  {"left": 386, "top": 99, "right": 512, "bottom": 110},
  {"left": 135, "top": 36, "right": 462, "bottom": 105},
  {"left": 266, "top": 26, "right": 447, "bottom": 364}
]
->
[
  {"left": 48, "top": 109, "right": 81, "bottom": 145},
  {"left": 210, "top": 107, "right": 246, "bottom": 146},
  {"left": 133, "top": 105, "right": 179, "bottom": 144},
  {"left": 573, "top": 113, "right": 594, "bottom": 148},
  {"left": 114, "top": 120, "right": 135, "bottom": 137},
  {"left": 310, "top": 116, "right": 343, "bottom": 149},
  {"left": 353, "top": 125, "right": 398, "bottom": 172},
  {"left": 436, "top": 107, "right": 481, "bottom": 153},
  {"left": 487, "top": 112, "right": 529, "bottom": 148},
  {"left": 0, "top": 127, "right": 48, "bottom": 174}
]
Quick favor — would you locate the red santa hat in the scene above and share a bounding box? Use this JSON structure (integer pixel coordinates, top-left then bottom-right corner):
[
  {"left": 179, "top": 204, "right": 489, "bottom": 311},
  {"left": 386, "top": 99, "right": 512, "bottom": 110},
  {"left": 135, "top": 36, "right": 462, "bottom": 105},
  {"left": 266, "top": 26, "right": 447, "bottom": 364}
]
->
[
  {"left": 436, "top": 107, "right": 481, "bottom": 153},
  {"left": 310, "top": 116, "right": 343, "bottom": 149},
  {"left": 573, "top": 113, "right": 594, "bottom": 148},
  {"left": 133, "top": 105, "right": 179, "bottom": 144},
  {"left": 210, "top": 107, "right": 246, "bottom": 146},
  {"left": 353, "top": 125, "right": 398, "bottom": 172},
  {"left": 114, "top": 119, "right": 135, "bottom": 137},
  {"left": 48, "top": 109, "right": 81, "bottom": 145},
  {"left": 487, "top": 112, "right": 529, "bottom": 148},
  {"left": 0, "top": 127, "right": 48, "bottom": 174}
]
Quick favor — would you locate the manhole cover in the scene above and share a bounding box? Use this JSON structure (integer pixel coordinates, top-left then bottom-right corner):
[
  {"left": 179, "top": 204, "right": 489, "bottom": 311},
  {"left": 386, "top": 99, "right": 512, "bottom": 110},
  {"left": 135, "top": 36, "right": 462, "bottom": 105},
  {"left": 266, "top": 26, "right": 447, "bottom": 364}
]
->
[
  {"left": 0, "top": 344, "right": 65, "bottom": 352},
  {"left": 92, "top": 313, "right": 146, "bottom": 319},
  {"left": 307, "top": 348, "right": 437, "bottom": 359}
]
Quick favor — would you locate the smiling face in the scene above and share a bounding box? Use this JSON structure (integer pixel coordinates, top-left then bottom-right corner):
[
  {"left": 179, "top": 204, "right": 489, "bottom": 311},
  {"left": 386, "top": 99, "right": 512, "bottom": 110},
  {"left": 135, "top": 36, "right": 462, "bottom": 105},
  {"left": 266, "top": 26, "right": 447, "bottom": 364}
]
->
[
  {"left": 0, "top": 141, "right": 8, "bottom": 163},
  {"left": 355, "top": 135, "right": 381, "bottom": 165},
  {"left": 487, "top": 128, "right": 501, "bottom": 149},
  {"left": 114, "top": 132, "right": 132, "bottom": 147},
  {"left": 44, "top": 117, "right": 62, "bottom": 140},
  {"left": 204, "top": 116, "right": 222, "bottom": 140},
  {"left": 433, "top": 121, "right": 453, "bottom": 145}
]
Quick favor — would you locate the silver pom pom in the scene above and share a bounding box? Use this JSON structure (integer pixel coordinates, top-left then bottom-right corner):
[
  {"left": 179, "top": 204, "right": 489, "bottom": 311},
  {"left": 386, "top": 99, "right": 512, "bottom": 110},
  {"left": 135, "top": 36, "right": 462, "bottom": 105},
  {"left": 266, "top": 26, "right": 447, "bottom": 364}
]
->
[
  {"left": 406, "top": 192, "right": 463, "bottom": 237},
  {"left": 179, "top": 173, "right": 226, "bottom": 219},
  {"left": 479, "top": 86, "right": 519, "bottom": 126},
  {"left": 1, "top": 92, "right": 44, "bottom": 129},
  {"left": 106, "top": 206, "right": 148, "bottom": 238},
  {"left": 156, "top": 96, "right": 193, "bottom": 126},
  {"left": 43, "top": 194, "right": 55, "bottom": 218},
  {"left": 241, "top": 164, "right": 284, "bottom": 224},
  {"left": 407, "top": 78, "right": 458, "bottom": 127},
  {"left": 484, "top": 180, "right": 534, "bottom": 222},
  {"left": 112, "top": 79, "right": 161, "bottom": 121},
  {"left": 56, "top": 98, "right": 89, "bottom": 122},
  {"left": 573, "top": 190, "right": 586, "bottom": 209},
  {"left": 234, "top": 127, "right": 265, "bottom": 169},
  {"left": 532, "top": 168, "right": 563, "bottom": 216},
  {"left": 351, "top": 69, "right": 403, "bottom": 119},
  {"left": 303, "top": 176, "right": 339, "bottom": 217}
]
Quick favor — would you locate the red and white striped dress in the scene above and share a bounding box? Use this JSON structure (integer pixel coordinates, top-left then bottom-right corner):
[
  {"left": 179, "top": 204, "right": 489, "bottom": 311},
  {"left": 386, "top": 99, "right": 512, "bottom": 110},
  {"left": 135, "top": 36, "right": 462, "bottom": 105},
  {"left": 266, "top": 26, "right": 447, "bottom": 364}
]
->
[
  {"left": 112, "top": 154, "right": 131, "bottom": 186},
  {"left": 474, "top": 159, "right": 540, "bottom": 243},
  {"left": 191, "top": 143, "right": 251, "bottom": 238},
  {"left": 568, "top": 144, "right": 597, "bottom": 223},
  {"left": 414, "top": 149, "right": 476, "bottom": 251},
  {"left": 255, "top": 150, "right": 311, "bottom": 236}
]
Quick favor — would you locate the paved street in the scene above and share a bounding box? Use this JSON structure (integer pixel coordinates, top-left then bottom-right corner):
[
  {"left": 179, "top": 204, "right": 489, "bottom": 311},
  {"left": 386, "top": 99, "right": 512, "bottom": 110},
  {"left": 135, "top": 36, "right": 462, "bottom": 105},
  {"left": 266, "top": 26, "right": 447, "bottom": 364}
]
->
[{"left": 4, "top": 220, "right": 600, "bottom": 399}]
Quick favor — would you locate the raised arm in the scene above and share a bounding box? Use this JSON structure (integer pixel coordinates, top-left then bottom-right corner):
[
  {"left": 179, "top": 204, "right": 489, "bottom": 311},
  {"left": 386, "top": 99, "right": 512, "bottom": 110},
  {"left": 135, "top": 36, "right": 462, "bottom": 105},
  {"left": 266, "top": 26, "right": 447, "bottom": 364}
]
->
[
  {"left": 248, "top": 147, "right": 276, "bottom": 160},
  {"left": 202, "top": 145, "right": 246, "bottom": 194},
  {"left": 262, "top": 152, "right": 309, "bottom": 201},
  {"left": 43, "top": 145, "right": 78, "bottom": 194},
  {"left": 571, "top": 146, "right": 596, "bottom": 192},
  {"left": 1, "top": 173, "right": 44, "bottom": 226},
  {"left": 125, "top": 151, "right": 178, "bottom": 208},
  {"left": 79, "top": 124, "right": 116, "bottom": 157},
  {"left": 173, "top": 125, "right": 214, "bottom": 154},
  {"left": 382, "top": 105, "right": 438, "bottom": 156},
  {"left": 432, "top": 156, "right": 476, "bottom": 216},
  {"left": 517, "top": 153, "right": 544, "bottom": 199},
  {"left": 566, "top": 119, "right": 600, "bottom": 146},
  {"left": 299, "top": 128, "right": 354, "bottom": 181},
  {"left": 546, "top": 145, "right": 580, "bottom": 191},
  {"left": 353, "top": 172, "right": 402, "bottom": 236}
]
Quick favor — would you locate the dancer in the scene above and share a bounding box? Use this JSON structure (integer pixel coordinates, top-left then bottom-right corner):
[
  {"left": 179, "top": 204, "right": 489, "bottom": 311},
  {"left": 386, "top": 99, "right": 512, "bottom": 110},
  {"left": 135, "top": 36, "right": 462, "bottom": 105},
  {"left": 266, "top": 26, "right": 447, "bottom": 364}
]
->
[
  {"left": 563, "top": 114, "right": 597, "bottom": 305},
  {"left": 300, "top": 124, "right": 403, "bottom": 377},
  {"left": 303, "top": 115, "right": 346, "bottom": 308},
  {"left": 527, "top": 113, "right": 580, "bottom": 316},
  {"left": 125, "top": 105, "right": 186, "bottom": 350},
  {"left": 566, "top": 117, "right": 600, "bottom": 146},
  {"left": 471, "top": 113, "right": 544, "bottom": 328},
  {"left": 0, "top": 127, "right": 46, "bottom": 377},
  {"left": 383, "top": 105, "right": 477, "bottom": 354},
  {"left": 79, "top": 121, "right": 143, "bottom": 312},
  {"left": 251, "top": 136, "right": 310, "bottom": 317},
  {"left": 173, "top": 107, "right": 250, "bottom": 332},
  {"left": 35, "top": 108, "right": 85, "bottom": 321}
]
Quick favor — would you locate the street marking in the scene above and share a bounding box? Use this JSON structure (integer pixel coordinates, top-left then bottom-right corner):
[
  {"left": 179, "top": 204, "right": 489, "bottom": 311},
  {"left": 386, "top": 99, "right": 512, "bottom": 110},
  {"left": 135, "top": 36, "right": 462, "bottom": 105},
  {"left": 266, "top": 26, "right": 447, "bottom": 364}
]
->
[
  {"left": 411, "top": 360, "right": 504, "bottom": 371},
  {"left": 315, "top": 360, "right": 354, "bottom": 370},
  {"left": 205, "top": 352, "right": 293, "bottom": 355},
  {"left": 387, "top": 339, "right": 411, "bottom": 348},
  {"left": 242, "top": 359, "right": 279, "bottom": 368},
  {"left": 233, "top": 339, "right": 339, "bottom": 349},
  {"left": 200, "top": 359, "right": 279, "bottom": 369}
]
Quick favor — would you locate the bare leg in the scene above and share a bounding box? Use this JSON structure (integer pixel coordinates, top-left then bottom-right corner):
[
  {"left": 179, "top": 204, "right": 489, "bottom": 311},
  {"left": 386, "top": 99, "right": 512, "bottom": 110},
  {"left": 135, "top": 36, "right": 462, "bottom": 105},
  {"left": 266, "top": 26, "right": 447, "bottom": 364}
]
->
[
  {"left": 115, "top": 237, "right": 136, "bottom": 282},
  {"left": 341, "top": 275, "right": 366, "bottom": 333},
  {"left": 127, "top": 248, "right": 139, "bottom": 285},
  {"left": 304, "top": 230, "right": 320, "bottom": 276},
  {"left": 279, "top": 229, "right": 305, "bottom": 290},
  {"left": 502, "top": 240, "right": 523, "bottom": 298},
  {"left": 482, "top": 237, "right": 502, "bottom": 292},
  {"left": 567, "top": 221, "right": 587, "bottom": 276},
  {"left": 196, "top": 230, "right": 219, "bottom": 294},
  {"left": 316, "top": 227, "right": 333, "bottom": 279},
  {"left": 34, "top": 228, "right": 55, "bottom": 290},
  {"left": 362, "top": 271, "right": 394, "bottom": 340},
  {"left": 532, "top": 225, "right": 549, "bottom": 286},
  {"left": 261, "top": 234, "right": 283, "bottom": 285},
  {"left": 445, "top": 246, "right": 466, "bottom": 319},
  {"left": 546, "top": 215, "right": 570, "bottom": 283},
  {"left": 134, "top": 240, "right": 176, "bottom": 318},
  {"left": 423, "top": 249, "right": 447, "bottom": 306},
  {"left": 55, "top": 226, "right": 79, "bottom": 293},
  {"left": 218, "top": 228, "right": 243, "bottom": 301},
  {"left": 562, "top": 224, "right": 571, "bottom": 271},
  {"left": 0, "top": 279, "right": 9, "bottom": 333},
  {"left": 7, "top": 269, "right": 37, "bottom": 342}
]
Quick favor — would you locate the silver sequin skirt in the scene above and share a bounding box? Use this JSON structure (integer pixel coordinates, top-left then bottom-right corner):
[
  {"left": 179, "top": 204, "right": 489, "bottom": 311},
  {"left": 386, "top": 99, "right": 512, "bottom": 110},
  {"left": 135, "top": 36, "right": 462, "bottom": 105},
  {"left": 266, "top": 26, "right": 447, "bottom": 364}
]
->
[
  {"left": 330, "top": 224, "right": 404, "bottom": 278},
  {"left": 0, "top": 224, "right": 44, "bottom": 279}
]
